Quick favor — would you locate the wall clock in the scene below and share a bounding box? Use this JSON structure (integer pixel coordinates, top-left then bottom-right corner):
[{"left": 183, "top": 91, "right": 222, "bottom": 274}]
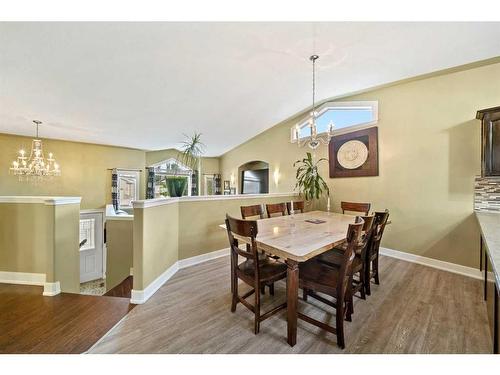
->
[{"left": 329, "top": 127, "right": 379, "bottom": 178}]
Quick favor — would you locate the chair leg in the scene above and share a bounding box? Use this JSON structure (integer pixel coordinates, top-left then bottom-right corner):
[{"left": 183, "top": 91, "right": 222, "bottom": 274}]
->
[
  {"left": 359, "top": 270, "right": 366, "bottom": 300},
  {"left": 254, "top": 285, "right": 261, "bottom": 334},
  {"left": 373, "top": 257, "right": 380, "bottom": 285},
  {"left": 365, "top": 262, "right": 371, "bottom": 296},
  {"left": 231, "top": 279, "right": 238, "bottom": 312},
  {"left": 302, "top": 288, "right": 308, "bottom": 301},
  {"left": 336, "top": 303, "right": 345, "bottom": 349},
  {"left": 268, "top": 283, "right": 274, "bottom": 296},
  {"left": 345, "top": 287, "right": 353, "bottom": 322}
]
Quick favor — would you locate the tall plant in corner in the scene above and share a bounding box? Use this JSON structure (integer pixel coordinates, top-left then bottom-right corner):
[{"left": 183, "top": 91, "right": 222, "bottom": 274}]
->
[
  {"left": 294, "top": 152, "right": 330, "bottom": 204},
  {"left": 177, "top": 132, "right": 205, "bottom": 196}
]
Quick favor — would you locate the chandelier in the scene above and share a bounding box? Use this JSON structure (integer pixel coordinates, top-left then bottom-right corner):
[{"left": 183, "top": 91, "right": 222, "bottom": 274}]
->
[
  {"left": 10, "top": 120, "right": 61, "bottom": 180},
  {"left": 292, "top": 55, "right": 334, "bottom": 149}
]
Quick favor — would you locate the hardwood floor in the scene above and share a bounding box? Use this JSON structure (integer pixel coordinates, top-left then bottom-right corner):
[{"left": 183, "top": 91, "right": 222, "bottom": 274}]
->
[
  {"left": 104, "top": 276, "right": 133, "bottom": 298},
  {"left": 0, "top": 284, "right": 134, "bottom": 354},
  {"left": 90, "top": 255, "right": 492, "bottom": 354}
]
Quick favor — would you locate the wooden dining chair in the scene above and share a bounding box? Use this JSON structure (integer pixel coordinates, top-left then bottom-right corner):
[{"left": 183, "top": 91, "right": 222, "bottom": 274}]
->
[
  {"left": 341, "top": 201, "right": 371, "bottom": 216},
  {"left": 313, "top": 215, "right": 375, "bottom": 302},
  {"left": 225, "top": 214, "right": 287, "bottom": 334},
  {"left": 365, "top": 210, "right": 390, "bottom": 296},
  {"left": 286, "top": 201, "right": 305, "bottom": 215},
  {"left": 240, "top": 204, "right": 265, "bottom": 219},
  {"left": 298, "top": 217, "right": 364, "bottom": 349},
  {"left": 266, "top": 202, "right": 287, "bottom": 218}
]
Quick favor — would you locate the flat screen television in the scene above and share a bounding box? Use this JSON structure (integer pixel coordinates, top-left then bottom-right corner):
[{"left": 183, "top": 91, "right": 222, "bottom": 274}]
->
[{"left": 241, "top": 169, "right": 269, "bottom": 194}]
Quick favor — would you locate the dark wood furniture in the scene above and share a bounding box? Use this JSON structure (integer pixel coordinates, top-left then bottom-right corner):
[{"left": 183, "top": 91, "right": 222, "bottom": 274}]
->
[
  {"left": 240, "top": 204, "right": 265, "bottom": 219},
  {"left": 225, "top": 215, "right": 287, "bottom": 334},
  {"left": 477, "top": 106, "right": 500, "bottom": 177},
  {"left": 365, "top": 210, "right": 390, "bottom": 296},
  {"left": 313, "top": 215, "right": 375, "bottom": 302},
  {"left": 341, "top": 201, "right": 371, "bottom": 216},
  {"left": 266, "top": 202, "right": 287, "bottom": 217},
  {"left": 286, "top": 201, "right": 305, "bottom": 215},
  {"left": 297, "top": 217, "right": 365, "bottom": 348}
]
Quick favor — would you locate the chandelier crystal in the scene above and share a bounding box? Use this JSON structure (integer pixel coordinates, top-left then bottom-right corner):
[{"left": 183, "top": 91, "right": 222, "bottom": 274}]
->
[
  {"left": 293, "top": 55, "right": 335, "bottom": 149},
  {"left": 10, "top": 120, "right": 61, "bottom": 181}
]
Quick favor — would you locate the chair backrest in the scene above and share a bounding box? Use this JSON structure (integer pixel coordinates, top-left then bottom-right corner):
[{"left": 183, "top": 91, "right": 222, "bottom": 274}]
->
[
  {"left": 341, "top": 201, "right": 371, "bottom": 216},
  {"left": 266, "top": 202, "right": 287, "bottom": 218},
  {"left": 337, "top": 217, "right": 364, "bottom": 299},
  {"left": 225, "top": 214, "right": 260, "bottom": 266},
  {"left": 240, "top": 204, "right": 265, "bottom": 219},
  {"left": 356, "top": 214, "right": 375, "bottom": 258},
  {"left": 286, "top": 201, "right": 305, "bottom": 215},
  {"left": 368, "top": 210, "right": 390, "bottom": 261}
]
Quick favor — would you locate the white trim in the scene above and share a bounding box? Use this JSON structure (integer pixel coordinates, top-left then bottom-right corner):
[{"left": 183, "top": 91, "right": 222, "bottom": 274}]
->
[
  {"left": 130, "top": 267, "right": 134, "bottom": 276},
  {"left": 130, "top": 248, "right": 230, "bottom": 304},
  {"left": 43, "top": 281, "right": 61, "bottom": 296},
  {"left": 178, "top": 248, "right": 230, "bottom": 269},
  {"left": 132, "top": 192, "right": 298, "bottom": 208},
  {"left": 130, "top": 262, "right": 179, "bottom": 304},
  {"left": 380, "top": 247, "right": 482, "bottom": 280},
  {"left": 0, "top": 196, "right": 81, "bottom": 205},
  {"left": 0, "top": 272, "right": 62, "bottom": 296},
  {"left": 0, "top": 271, "right": 46, "bottom": 286},
  {"left": 80, "top": 208, "right": 105, "bottom": 214}
]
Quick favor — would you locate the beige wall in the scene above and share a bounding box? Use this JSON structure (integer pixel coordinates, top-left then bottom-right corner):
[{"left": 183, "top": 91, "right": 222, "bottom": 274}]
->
[
  {"left": 0, "top": 203, "right": 54, "bottom": 277},
  {"left": 0, "top": 133, "right": 146, "bottom": 209},
  {"left": 133, "top": 202, "right": 178, "bottom": 290},
  {"left": 53, "top": 204, "right": 80, "bottom": 293},
  {"left": 106, "top": 219, "right": 134, "bottom": 291},
  {"left": 220, "top": 62, "right": 500, "bottom": 268},
  {"left": 0, "top": 201, "right": 80, "bottom": 292}
]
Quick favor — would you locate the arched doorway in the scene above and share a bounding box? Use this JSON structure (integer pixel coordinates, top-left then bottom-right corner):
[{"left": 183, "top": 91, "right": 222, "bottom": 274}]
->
[{"left": 238, "top": 161, "right": 269, "bottom": 194}]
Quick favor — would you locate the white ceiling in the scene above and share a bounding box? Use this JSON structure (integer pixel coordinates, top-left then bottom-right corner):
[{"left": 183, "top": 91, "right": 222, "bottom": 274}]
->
[{"left": 1, "top": 22, "right": 499, "bottom": 156}]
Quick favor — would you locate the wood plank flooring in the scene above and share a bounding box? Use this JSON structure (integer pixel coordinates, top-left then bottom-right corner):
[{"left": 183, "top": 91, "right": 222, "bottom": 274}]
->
[
  {"left": 90, "top": 255, "right": 492, "bottom": 354},
  {"left": 0, "top": 284, "right": 134, "bottom": 354}
]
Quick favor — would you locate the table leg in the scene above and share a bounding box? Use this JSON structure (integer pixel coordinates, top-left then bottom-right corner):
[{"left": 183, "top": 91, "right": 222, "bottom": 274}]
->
[
  {"left": 494, "top": 284, "right": 498, "bottom": 354},
  {"left": 480, "top": 236, "right": 483, "bottom": 272},
  {"left": 485, "top": 248, "right": 488, "bottom": 302},
  {"left": 286, "top": 259, "right": 299, "bottom": 347}
]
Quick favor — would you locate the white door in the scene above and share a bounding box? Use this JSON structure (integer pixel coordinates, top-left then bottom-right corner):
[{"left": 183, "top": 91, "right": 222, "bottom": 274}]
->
[{"left": 79, "top": 212, "right": 104, "bottom": 283}]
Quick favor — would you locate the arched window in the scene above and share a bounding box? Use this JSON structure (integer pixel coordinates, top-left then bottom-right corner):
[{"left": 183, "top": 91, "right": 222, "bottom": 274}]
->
[
  {"left": 291, "top": 101, "right": 378, "bottom": 142},
  {"left": 150, "top": 158, "right": 192, "bottom": 198}
]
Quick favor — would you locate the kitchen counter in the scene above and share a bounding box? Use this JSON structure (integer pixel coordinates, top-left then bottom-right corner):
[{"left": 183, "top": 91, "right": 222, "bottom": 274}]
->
[
  {"left": 475, "top": 211, "right": 500, "bottom": 354},
  {"left": 476, "top": 211, "right": 500, "bottom": 287},
  {"left": 105, "top": 204, "right": 133, "bottom": 221}
]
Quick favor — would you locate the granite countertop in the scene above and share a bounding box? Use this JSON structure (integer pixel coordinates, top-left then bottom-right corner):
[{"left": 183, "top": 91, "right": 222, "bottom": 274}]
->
[{"left": 475, "top": 211, "right": 500, "bottom": 287}]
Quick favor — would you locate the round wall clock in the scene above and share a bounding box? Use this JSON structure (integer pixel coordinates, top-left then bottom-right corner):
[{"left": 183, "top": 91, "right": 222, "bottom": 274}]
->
[{"left": 336, "top": 140, "right": 369, "bottom": 169}]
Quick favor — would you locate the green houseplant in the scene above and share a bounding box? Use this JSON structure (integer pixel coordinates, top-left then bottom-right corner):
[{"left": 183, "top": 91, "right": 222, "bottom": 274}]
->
[
  {"left": 293, "top": 152, "right": 330, "bottom": 202},
  {"left": 166, "top": 133, "right": 205, "bottom": 197}
]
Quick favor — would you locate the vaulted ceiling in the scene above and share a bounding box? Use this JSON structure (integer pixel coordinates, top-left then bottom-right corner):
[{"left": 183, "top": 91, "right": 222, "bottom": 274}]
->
[{"left": 1, "top": 22, "right": 499, "bottom": 155}]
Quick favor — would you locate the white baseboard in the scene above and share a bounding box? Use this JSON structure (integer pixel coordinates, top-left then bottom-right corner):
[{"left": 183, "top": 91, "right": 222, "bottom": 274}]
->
[
  {"left": 178, "top": 248, "right": 229, "bottom": 269},
  {"left": 130, "top": 248, "right": 230, "bottom": 304},
  {"left": 130, "top": 262, "right": 179, "bottom": 304},
  {"left": 0, "top": 271, "right": 46, "bottom": 286},
  {"left": 0, "top": 271, "right": 62, "bottom": 296},
  {"left": 380, "top": 247, "right": 482, "bottom": 280},
  {"left": 43, "top": 281, "right": 61, "bottom": 296}
]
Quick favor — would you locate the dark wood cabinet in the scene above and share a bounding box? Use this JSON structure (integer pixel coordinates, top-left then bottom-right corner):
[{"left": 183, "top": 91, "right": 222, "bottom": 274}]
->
[{"left": 477, "top": 106, "right": 500, "bottom": 177}]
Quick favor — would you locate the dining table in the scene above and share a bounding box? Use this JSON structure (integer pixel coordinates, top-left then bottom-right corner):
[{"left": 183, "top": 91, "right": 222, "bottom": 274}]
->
[{"left": 220, "top": 210, "right": 359, "bottom": 347}]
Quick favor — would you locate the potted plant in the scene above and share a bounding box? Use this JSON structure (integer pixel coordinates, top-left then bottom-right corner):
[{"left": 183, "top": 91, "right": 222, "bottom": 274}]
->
[
  {"left": 293, "top": 152, "right": 330, "bottom": 209},
  {"left": 166, "top": 133, "right": 205, "bottom": 197}
]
